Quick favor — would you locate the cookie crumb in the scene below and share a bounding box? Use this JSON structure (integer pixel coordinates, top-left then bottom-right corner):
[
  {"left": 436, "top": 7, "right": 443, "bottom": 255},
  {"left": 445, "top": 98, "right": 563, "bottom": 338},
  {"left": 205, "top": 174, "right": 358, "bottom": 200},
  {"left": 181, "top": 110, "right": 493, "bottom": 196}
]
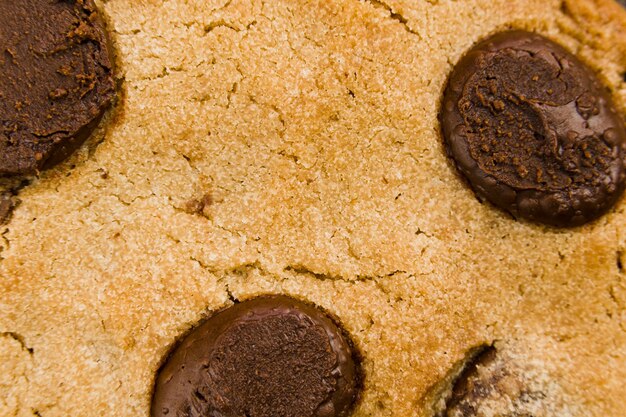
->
[{"left": 185, "top": 193, "right": 214, "bottom": 217}]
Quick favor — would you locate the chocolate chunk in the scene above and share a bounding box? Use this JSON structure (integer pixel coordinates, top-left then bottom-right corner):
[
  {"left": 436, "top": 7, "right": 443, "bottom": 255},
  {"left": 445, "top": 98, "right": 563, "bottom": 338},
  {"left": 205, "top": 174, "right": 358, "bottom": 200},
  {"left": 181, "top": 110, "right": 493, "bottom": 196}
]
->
[
  {"left": 441, "top": 31, "right": 626, "bottom": 227},
  {"left": 0, "top": 0, "right": 115, "bottom": 175},
  {"left": 444, "top": 346, "right": 501, "bottom": 416},
  {"left": 151, "top": 296, "right": 361, "bottom": 417},
  {"left": 443, "top": 346, "right": 548, "bottom": 417}
]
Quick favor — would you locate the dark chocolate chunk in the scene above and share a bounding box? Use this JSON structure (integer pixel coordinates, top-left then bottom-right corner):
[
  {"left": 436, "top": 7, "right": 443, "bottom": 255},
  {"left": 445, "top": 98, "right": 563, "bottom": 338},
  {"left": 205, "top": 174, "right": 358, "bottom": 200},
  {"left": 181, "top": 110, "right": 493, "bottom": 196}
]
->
[
  {"left": 441, "top": 31, "right": 626, "bottom": 227},
  {"left": 151, "top": 296, "right": 361, "bottom": 417},
  {"left": 444, "top": 346, "right": 500, "bottom": 416},
  {"left": 0, "top": 0, "right": 115, "bottom": 175},
  {"left": 442, "top": 346, "right": 548, "bottom": 417}
]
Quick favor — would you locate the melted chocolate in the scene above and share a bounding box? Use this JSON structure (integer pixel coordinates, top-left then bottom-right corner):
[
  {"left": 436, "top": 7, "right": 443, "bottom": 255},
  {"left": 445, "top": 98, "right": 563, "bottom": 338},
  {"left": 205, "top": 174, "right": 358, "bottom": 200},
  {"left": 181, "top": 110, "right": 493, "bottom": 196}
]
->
[
  {"left": 151, "top": 296, "right": 361, "bottom": 417},
  {"left": 0, "top": 0, "right": 115, "bottom": 175},
  {"left": 441, "top": 31, "right": 626, "bottom": 227}
]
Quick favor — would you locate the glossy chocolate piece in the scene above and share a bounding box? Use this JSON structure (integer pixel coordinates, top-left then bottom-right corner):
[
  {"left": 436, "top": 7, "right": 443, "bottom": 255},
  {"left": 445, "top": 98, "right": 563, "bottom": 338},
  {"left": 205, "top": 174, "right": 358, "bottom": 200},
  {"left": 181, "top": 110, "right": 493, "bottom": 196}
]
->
[
  {"left": 441, "top": 31, "right": 626, "bottom": 227},
  {"left": 151, "top": 296, "right": 360, "bottom": 417},
  {"left": 0, "top": 0, "right": 115, "bottom": 175}
]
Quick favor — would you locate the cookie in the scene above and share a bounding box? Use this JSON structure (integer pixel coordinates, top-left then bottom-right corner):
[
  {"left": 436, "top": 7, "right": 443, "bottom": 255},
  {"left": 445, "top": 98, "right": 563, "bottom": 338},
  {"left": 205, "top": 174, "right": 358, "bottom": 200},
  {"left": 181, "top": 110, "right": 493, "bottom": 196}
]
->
[
  {"left": 1, "top": 0, "right": 626, "bottom": 416},
  {"left": 152, "top": 296, "right": 360, "bottom": 417},
  {"left": 441, "top": 30, "right": 626, "bottom": 227},
  {"left": 0, "top": 0, "right": 115, "bottom": 175}
]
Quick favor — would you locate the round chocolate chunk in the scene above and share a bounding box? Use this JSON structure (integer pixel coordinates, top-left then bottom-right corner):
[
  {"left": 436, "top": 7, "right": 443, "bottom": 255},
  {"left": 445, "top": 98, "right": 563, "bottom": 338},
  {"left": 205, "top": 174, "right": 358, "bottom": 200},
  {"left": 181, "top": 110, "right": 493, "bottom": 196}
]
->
[
  {"left": 0, "top": 0, "right": 115, "bottom": 175},
  {"left": 441, "top": 30, "right": 626, "bottom": 227},
  {"left": 151, "top": 296, "right": 361, "bottom": 417}
]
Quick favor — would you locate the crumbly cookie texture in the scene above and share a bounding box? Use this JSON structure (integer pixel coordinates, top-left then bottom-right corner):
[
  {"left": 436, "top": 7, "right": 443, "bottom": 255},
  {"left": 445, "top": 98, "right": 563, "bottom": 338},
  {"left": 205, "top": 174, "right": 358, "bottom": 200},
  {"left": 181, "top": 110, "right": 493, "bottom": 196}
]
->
[{"left": 1, "top": 0, "right": 625, "bottom": 416}]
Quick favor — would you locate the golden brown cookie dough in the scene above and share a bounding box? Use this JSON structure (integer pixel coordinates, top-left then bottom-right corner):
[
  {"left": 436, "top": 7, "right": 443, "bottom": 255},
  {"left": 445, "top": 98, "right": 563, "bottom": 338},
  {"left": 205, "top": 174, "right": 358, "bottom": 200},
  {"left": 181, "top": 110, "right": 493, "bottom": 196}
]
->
[{"left": 1, "top": 0, "right": 626, "bottom": 416}]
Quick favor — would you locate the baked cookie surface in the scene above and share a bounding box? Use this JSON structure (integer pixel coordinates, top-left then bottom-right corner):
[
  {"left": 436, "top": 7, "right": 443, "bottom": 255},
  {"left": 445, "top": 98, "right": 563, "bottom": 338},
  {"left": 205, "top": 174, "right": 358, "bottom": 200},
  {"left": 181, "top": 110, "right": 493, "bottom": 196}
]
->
[{"left": 1, "top": 0, "right": 626, "bottom": 416}]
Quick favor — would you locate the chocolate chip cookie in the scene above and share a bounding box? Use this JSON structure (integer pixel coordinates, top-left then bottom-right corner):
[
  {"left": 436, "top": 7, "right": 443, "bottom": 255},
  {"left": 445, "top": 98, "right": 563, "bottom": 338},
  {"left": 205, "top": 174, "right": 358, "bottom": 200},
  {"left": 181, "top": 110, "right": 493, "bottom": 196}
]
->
[{"left": 1, "top": 0, "right": 625, "bottom": 416}]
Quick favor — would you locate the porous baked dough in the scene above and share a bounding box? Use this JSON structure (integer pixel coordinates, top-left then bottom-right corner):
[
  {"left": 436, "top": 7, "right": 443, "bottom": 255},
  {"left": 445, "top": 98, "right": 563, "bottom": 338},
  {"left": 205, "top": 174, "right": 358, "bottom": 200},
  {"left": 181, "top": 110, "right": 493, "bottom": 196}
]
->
[{"left": 1, "top": 0, "right": 625, "bottom": 415}]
